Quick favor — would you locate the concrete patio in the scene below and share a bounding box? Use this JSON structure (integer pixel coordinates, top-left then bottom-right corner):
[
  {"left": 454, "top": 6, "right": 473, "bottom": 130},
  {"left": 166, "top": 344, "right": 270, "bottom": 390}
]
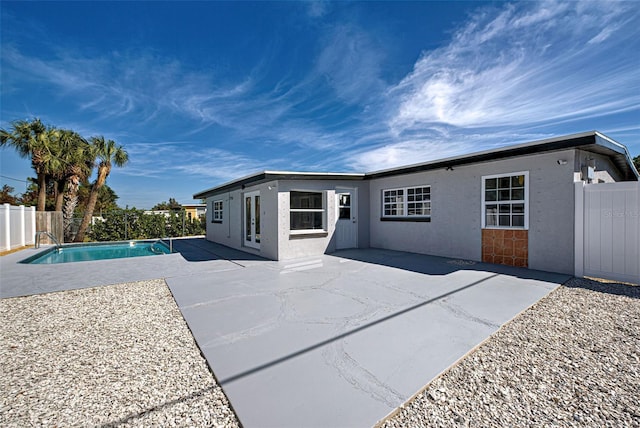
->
[{"left": 0, "top": 238, "right": 570, "bottom": 427}]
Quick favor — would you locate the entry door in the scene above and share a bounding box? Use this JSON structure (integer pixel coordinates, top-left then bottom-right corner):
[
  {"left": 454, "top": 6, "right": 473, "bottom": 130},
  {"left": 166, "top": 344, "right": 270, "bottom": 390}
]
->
[
  {"left": 335, "top": 189, "right": 357, "bottom": 249},
  {"left": 244, "top": 191, "right": 261, "bottom": 249}
]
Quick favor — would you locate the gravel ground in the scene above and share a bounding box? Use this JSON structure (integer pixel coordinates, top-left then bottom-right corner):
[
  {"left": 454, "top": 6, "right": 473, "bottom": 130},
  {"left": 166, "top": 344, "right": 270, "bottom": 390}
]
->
[
  {"left": 380, "top": 277, "right": 640, "bottom": 427},
  {"left": 2, "top": 277, "right": 638, "bottom": 427},
  {"left": 0, "top": 279, "right": 239, "bottom": 427}
]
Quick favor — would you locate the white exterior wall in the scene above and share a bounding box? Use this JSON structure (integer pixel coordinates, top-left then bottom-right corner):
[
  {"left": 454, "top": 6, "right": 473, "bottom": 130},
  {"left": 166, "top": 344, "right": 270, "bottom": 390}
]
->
[
  {"left": 369, "top": 150, "right": 578, "bottom": 274},
  {"left": 200, "top": 147, "right": 630, "bottom": 273},
  {"left": 204, "top": 181, "right": 279, "bottom": 260},
  {"left": 574, "top": 149, "right": 623, "bottom": 183},
  {"left": 275, "top": 180, "right": 369, "bottom": 260},
  {"left": 204, "top": 180, "right": 369, "bottom": 260}
]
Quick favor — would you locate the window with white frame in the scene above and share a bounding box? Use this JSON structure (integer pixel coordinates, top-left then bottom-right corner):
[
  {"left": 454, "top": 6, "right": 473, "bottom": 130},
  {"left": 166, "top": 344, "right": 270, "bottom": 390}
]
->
[
  {"left": 212, "top": 200, "right": 223, "bottom": 222},
  {"left": 482, "top": 172, "right": 528, "bottom": 228},
  {"left": 382, "top": 186, "right": 431, "bottom": 218},
  {"left": 290, "top": 191, "right": 325, "bottom": 231}
]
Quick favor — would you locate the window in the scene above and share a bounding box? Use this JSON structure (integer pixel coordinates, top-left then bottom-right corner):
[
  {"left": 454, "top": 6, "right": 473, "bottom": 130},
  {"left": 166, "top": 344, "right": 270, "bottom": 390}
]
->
[
  {"left": 382, "top": 186, "right": 431, "bottom": 219},
  {"left": 212, "top": 200, "right": 223, "bottom": 222},
  {"left": 337, "top": 193, "right": 351, "bottom": 219},
  {"left": 482, "top": 172, "right": 528, "bottom": 229},
  {"left": 290, "top": 191, "right": 325, "bottom": 231}
]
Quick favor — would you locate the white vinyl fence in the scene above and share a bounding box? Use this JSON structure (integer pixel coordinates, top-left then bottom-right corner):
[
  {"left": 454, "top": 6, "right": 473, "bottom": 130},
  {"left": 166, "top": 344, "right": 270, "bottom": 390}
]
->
[
  {"left": 575, "top": 182, "right": 640, "bottom": 284},
  {"left": 1, "top": 204, "right": 36, "bottom": 251}
]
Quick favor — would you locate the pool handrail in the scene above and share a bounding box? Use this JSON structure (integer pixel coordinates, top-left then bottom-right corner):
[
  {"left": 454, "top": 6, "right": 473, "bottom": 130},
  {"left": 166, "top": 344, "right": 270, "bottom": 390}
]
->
[
  {"left": 151, "top": 238, "right": 173, "bottom": 253},
  {"left": 35, "top": 231, "right": 61, "bottom": 249}
]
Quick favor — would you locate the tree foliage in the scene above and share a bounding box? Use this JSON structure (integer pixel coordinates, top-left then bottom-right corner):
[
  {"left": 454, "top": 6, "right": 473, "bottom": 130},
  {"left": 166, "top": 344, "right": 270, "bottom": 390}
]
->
[
  {"left": 152, "top": 198, "right": 182, "bottom": 211},
  {"left": 89, "top": 208, "right": 205, "bottom": 242},
  {"left": 0, "top": 119, "right": 59, "bottom": 211},
  {"left": 1, "top": 117, "right": 129, "bottom": 242},
  {"left": 633, "top": 155, "right": 639, "bottom": 172},
  {"left": 74, "top": 136, "right": 129, "bottom": 242},
  {"left": 0, "top": 185, "right": 19, "bottom": 205},
  {"left": 77, "top": 181, "right": 119, "bottom": 213}
]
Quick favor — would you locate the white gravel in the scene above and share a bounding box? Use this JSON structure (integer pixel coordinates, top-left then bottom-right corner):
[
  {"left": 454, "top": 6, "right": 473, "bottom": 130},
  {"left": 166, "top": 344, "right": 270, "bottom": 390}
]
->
[
  {"left": 0, "top": 279, "right": 239, "bottom": 427},
  {"left": 380, "top": 277, "right": 640, "bottom": 427},
  {"left": 2, "top": 276, "right": 638, "bottom": 427}
]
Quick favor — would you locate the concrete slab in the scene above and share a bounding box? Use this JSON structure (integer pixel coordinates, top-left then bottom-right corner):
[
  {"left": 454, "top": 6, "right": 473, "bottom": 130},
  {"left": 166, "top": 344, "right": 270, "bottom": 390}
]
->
[
  {"left": 1, "top": 241, "right": 570, "bottom": 426},
  {"left": 0, "top": 238, "right": 262, "bottom": 298},
  {"left": 167, "top": 248, "right": 570, "bottom": 428}
]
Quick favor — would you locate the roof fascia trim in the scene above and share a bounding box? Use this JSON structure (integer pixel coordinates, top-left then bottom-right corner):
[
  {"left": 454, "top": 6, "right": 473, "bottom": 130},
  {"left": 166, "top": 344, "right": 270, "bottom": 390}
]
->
[{"left": 193, "top": 171, "right": 366, "bottom": 199}]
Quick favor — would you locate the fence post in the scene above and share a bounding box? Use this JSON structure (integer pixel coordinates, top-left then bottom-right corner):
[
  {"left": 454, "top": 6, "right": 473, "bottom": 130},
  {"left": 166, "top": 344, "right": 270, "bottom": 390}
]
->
[
  {"left": 2, "top": 204, "right": 10, "bottom": 251},
  {"left": 574, "top": 182, "right": 585, "bottom": 278},
  {"left": 30, "top": 206, "right": 36, "bottom": 245},
  {"left": 19, "top": 205, "right": 25, "bottom": 247}
]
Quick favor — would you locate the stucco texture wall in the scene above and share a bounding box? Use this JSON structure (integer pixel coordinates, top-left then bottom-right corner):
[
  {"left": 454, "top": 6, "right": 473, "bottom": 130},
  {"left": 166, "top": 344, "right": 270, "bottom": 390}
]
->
[
  {"left": 276, "top": 180, "right": 369, "bottom": 260},
  {"left": 369, "top": 149, "right": 578, "bottom": 274},
  {"left": 204, "top": 181, "right": 279, "bottom": 260}
]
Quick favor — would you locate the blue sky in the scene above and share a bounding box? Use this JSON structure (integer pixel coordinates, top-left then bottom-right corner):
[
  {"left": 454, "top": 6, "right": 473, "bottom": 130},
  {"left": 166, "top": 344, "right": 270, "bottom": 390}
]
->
[{"left": 2, "top": 1, "right": 639, "bottom": 208}]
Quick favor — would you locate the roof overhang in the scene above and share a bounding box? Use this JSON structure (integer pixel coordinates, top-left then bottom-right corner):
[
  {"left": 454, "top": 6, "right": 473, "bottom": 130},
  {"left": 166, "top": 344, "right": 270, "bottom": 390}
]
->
[
  {"left": 194, "top": 131, "right": 638, "bottom": 199},
  {"left": 366, "top": 131, "right": 639, "bottom": 181},
  {"left": 193, "top": 171, "right": 366, "bottom": 199}
]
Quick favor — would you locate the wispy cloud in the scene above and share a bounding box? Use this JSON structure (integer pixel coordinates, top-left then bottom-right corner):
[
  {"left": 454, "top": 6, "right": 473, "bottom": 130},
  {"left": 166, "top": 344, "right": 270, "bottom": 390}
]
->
[
  {"left": 307, "top": 1, "right": 330, "bottom": 19},
  {"left": 348, "top": 0, "right": 640, "bottom": 171},
  {"left": 315, "top": 23, "right": 386, "bottom": 106},
  {"left": 122, "top": 141, "right": 275, "bottom": 182},
  {"left": 2, "top": 0, "right": 638, "bottom": 190},
  {"left": 391, "top": 1, "right": 638, "bottom": 130}
]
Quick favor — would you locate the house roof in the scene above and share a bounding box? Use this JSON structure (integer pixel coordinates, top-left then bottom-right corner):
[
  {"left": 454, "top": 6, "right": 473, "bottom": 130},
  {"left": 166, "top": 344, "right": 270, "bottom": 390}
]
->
[
  {"left": 367, "top": 131, "right": 638, "bottom": 180},
  {"left": 193, "top": 171, "right": 366, "bottom": 199},
  {"left": 194, "top": 131, "right": 638, "bottom": 199}
]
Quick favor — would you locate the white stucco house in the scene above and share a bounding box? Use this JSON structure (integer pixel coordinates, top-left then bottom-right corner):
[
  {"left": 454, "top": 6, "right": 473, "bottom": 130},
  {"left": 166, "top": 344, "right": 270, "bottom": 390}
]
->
[{"left": 194, "top": 131, "right": 639, "bottom": 276}]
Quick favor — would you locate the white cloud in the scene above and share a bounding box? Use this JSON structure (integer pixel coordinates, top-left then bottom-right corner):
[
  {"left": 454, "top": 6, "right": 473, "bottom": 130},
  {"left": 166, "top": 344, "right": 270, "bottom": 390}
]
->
[
  {"left": 341, "top": 0, "right": 640, "bottom": 172},
  {"left": 307, "top": 1, "right": 330, "bottom": 18},
  {"left": 3, "top": 0, "right": 638, "bottom": 186},
  {"left": 389, "top": 1, "right": 639, "bottom": 132},
  {"left": 315, "top": 24, "right": 385, "bottom": 106},
  {"left": 349, "top": 129, "right": 557, "bottom": 172}
]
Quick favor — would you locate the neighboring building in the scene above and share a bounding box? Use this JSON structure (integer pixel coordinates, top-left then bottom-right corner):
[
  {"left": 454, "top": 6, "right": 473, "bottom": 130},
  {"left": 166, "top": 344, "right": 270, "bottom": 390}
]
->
[
  {"left": 194, "top": 131, "right": 638, "bottom": 275},
  {"left": 143, "top": 204, "right": 206, "bottom": 220},
  {"left": 183, "top": 203, "right": 207, "bottom": 221},
  {"left": 143, "top": 210, "right": 172, "bottom": 217}
]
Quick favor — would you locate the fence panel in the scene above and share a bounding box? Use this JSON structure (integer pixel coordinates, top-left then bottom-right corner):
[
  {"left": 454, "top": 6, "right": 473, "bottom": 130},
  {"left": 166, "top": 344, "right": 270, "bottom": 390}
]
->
[
  {"left": 25, "top": 208, "right": 36, "bottom": 246},
  {"left": 9, "top": 205, "right": 23, "bottom": 247},
  {"left": 1, "top": 204, "right": 40, "bottom": 251},
  {"left": 0, "top": 205, "right": 7, "bottom": 250},
  {"left": 578, "top": 182, "right": 640, "bottom": 284},
  {"left": 36, "top": 211, "right": 63, "bottom": 245}
]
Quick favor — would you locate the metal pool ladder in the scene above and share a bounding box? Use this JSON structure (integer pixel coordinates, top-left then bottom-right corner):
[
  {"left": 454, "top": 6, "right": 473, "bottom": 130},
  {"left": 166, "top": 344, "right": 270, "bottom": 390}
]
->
[
  {"left": 151, "top": 238, "right": 173, "bottom": 254},
  {"left": 35, "top": 231, "right": 62, "bottom": 249}
]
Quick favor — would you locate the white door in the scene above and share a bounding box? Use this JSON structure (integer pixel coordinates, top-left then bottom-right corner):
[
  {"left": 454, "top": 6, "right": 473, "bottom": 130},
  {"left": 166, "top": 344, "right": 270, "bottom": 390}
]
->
[
  {"left": 335, "top": 189, "right": 357, "bottom": 249},
  {"left": 244, "top": 191, "right": 261, "bottom": 249}
]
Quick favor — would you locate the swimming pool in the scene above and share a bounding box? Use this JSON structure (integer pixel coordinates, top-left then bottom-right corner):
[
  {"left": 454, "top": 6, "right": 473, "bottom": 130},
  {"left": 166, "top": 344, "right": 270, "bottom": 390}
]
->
[{"left": 21, "top": 240, "right": 173, "bottom": 264}]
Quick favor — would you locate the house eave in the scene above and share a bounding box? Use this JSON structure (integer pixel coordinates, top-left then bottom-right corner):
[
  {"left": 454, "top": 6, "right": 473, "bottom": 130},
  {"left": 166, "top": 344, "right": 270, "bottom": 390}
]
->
[
  {"left": 194, "top": 131, "right": 638, "bottom": 200},
  {"left": 366, "top": 131, "right": 638, "bottom": 181},
  {"left": 193, "top": 171, "right": 366, "bottom": 199}
]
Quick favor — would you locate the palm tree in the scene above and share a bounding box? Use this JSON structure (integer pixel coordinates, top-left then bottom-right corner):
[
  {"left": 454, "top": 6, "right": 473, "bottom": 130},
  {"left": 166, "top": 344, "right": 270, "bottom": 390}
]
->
[
  {"left": 48, "top": 130, "right": 92, "bottom": 212},
  {"left": 0, "top": 119, "right": 58, "bottom": 211},
  {"left": 74, "top": 136, "right": 128, "bottom": 242},
  {"left": 55, "top": 130, "right": 93, "bottom": 241}
]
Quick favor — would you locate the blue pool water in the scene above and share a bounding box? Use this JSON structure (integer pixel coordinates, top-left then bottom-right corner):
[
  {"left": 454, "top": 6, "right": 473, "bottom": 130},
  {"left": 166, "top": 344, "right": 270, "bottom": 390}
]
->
[{"left": 21, "top": 241, "right": 172, "bottom": 264}]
